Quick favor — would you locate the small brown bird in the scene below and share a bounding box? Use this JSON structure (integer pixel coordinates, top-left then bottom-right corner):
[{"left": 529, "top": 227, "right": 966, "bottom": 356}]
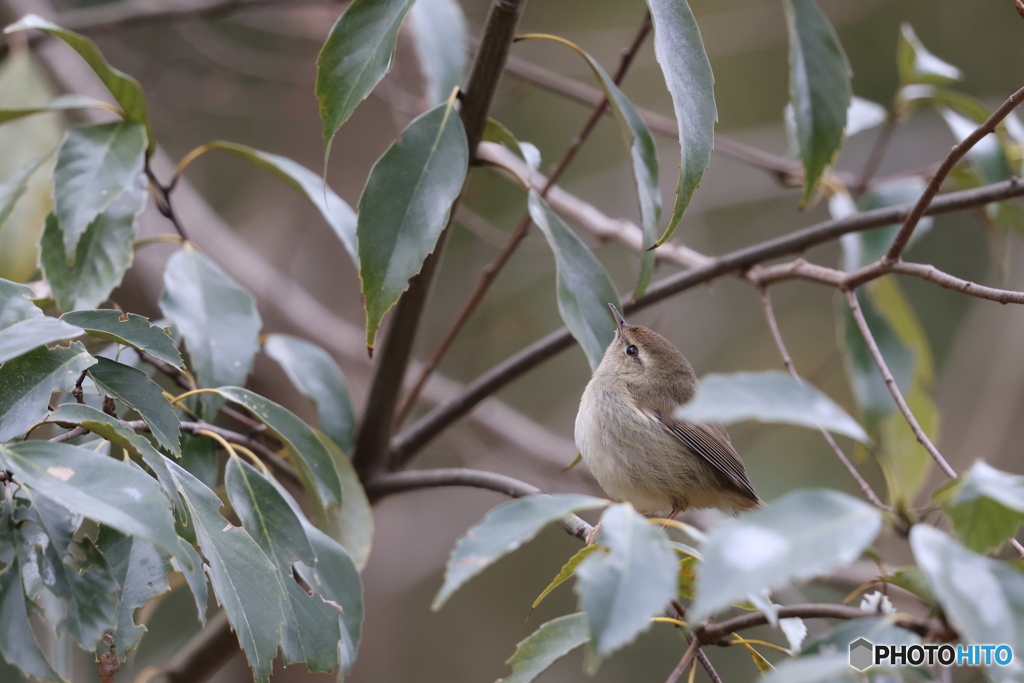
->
[{"left": 575, "top": 305, "right": 762, "bottom": 519}]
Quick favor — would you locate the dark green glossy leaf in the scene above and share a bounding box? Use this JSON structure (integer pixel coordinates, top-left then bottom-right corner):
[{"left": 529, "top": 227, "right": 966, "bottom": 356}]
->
[
  {"left": 226, "top": 457, "right": 339, "bottom": 672},
  {"left": 316, "top": 0, "right": 416, "bottom": 156},
  {"left": 0, "top": 316, "right": 83, "bottom": 364},
  {"left": 295, "top": 522, "right": 363, "bottom": 675},
  {"left": 357, "top": 98, "right": 468, "bottom": 350},
  {"left": 0, "top": 94, "right": 116, "bottom": 125},
  {"left": 37, "top": 534, "right": 119, "bottom": 650},
  {"left": 89, "top": 356, "right": 180, "bottom": 456},
  {"left": 320, "top": 432, "right": 373, "bottom": 572},
  {"left": 4, "top": 15, "right": 152, "bottom": 150},
  {"left": 161, "top": 457, "right": 285, "bottom": 683},
  {"left": 96, "top": 526, "right": 171, "bottom": 657},
  {"left": 179, "top": 432, "right": 218, "bottom": 490},
  {"left": 0, "top": 440, "right": 188, "bottom": 565},
  {"left": 644, "top": 0, "right": 716, "bottom": 246},
  {"left": 0, "top": 155, "right": 48, "bottom": 235},
  {"left": 159, "top": 244, "right": 261, "bottom": 418},
  {"left": 911, "top": 525, "right": 1024, "bottom": 682},
  {"left": 527, "top": 191, "right": 619, "bottom": 372},
  {"left": 690, "top": 489, "right": 882, "bottom": 623},
  {"left": 264, "top": 334, "right": 355, "bottom": 455},
  {"left": 497, "top": 613, "right": 589, "bottom": 683},
  {"left": 211, "top": 387, "right": 343, "bottom": 522},
  {"left": 408, "top": 0, "right": 467, "bottom": 106},
  {"left": 674, "top": 371, "right": 868, "bottom": 443},
  {"left": 40, "top": 180, "right": 147, "bottom": 312},
  {"left": 783, "top": 0, "right": 851, "bottom": 206},
  {"left": 433, "top": 494, "right": 607, "bottom": 610},
  {"left": 575, "top": 504, "right": 676, "bottom": 662},
  {"left": 0, "top": 277, "right": 42, "bottom": 328},
  {"left": 939, "top": 461, "right": 1024, "bottom": 554},
  {"left": 191, "top": 142, "right": 356, "bottom": 263},
  {"left": 0, "top": 560, "right": 62, "bottom": 682},
  {"left": 840, "top": 289, "right": 915, "bottom": 422},
  {"left": 896, "top": 23, "right": 962, "bottom": 87},
  {"left": 532, "top": 544, "right": 599, "bottom": 611},
  {"left": 61, "top": 309, "right": 182, "bottom": 370},
  {"left": 52, "top": 122, "right": 146, "bottom": 261},
  {"left": 0, "top": 342, "right": 95, "bottom": 442}
]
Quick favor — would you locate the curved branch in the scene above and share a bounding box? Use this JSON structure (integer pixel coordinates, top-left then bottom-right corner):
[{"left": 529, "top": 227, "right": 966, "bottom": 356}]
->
[
  {"left": 364, "top": 467, "right": 593, "bottom": 542},
  {"left": 696, "top": 604, "right": 932, "bottom": 644},
  {"left": 885, "top": 85, "right": 1024, "bottom": 261},
  {"left": 391, "top": 177, "right": 1024, "bottom": 464}
]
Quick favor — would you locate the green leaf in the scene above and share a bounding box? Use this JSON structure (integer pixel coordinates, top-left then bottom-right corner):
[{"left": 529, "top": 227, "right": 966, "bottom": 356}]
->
[
  {"left": 481, "top": 119, "right": 540, "bottom": 171},
  {"left": 846, "top": 96, "right": 887, "bottom": 137},
  {"left": 0, "top": 316, "right": 83, "bottom": 364},
  {"left": 532, "top": 544, "right": 600, "bottom": 611},
  {"left": 0, "top": 94, "right": 117, "bottom": 125},
  {"left": 433, "top": 494, "right": 608, "bottom": 610},
  {"left": 689, "top": 489, "right": 883, "bottom": 623},
  {"left": 522, "top": 35, "right": 660, "bottom": 296},
  {"left": 782, "top": 0, "right": 852, "bottom": 206},
  {"left": 527, "top": 191, "right": 620, "bottom": 371},
  {"left": 4, "top": 15, "right": 153, "bottom": 150},
  {"left": 96, "top": 526, "right": 171, "bottom": 657},
  {"left": 190, "top": 142, "right": 357, "bottom": 263},
  {"left": 0, "top": 277, "right": 42, "bottom": 329},
  {"left": 173, "top": 543, "right": 208, "bottom": 627},
  {"left": 316, "top": 0, "right": 417, "bottom": 156},
  {"left": 575, "top": 504, "right": 676, "bottom": 662},
  {"left": 61, "top": 309, "right": 183, "bottom": 370},
  {"left": 408, "top": 0, "right": 467, "bottom": 106},
  {"left": 0, "top": 342, "right": 95, "bottom": 442},
  {"left": 911, "top": 525, "right": 1024, "bottom": 682},
  {"left": 210, "top": 387, "right": 343, "bottom": 522},
  {"left": 357, "top": 98, "right": 468, "bottom": 350},
  {"left": 226, "top": 457, "right": 341, "bottom": 673},
  {"left": 895, "top": 84, "right": 991, "bottom": 123},
  {"left": 160, "top": 457, "right": 285, "bottom": 683},
  {"left": 939, "top": 461, "right": 1024, "bottom": 554},
  {"left": 159, "top": 244, "right": 261, "bottom": 418},
  {"left": 264, "top": 334, "right": 355, "bottom": 455},
  {"left": 673, "top": 370, "right": 868, "bottom": 443},
  {"left": 839, "top": 289, "right": 915, "bottom": 422},
  {"left": 940, "top": 107, "right": 1013, "bottom": 185},
  {"left": 837, "top": 177, "right": 934, "bottom": 271},
  {"left": 758, "top": 653, "right": 850, "bottom": 683},
  {"left": 896, "top": 23, "right": 962, "bottom": 87},
  {"left": 801, "top": 616, "right": 919, "bottom": 656},
  {"left": 0, "top": 561, "right": 62, "bottom": 682},
  {"left": 88, "top": 356, "right": 181, "bottom": 456},
  {"left": 0, "top": 155, "right": 48, "bottom": 237},
  {"left": 40, "top": 180, "right": 147, "bottom": 313},
  {"left": 644, "top": 0, "right": 716, "bottom": 246},
  {"left": 497, "top": 613, "right": 589, "bottom": 683},
  {"left": 320, "top": 432, "right": 374, "bottom": 571},
  {"left": 295, "top": 522, "right": 364, "bottom": 675},
  {"left": 1, "top": 440, "right": 189, "bottom": 567},
  {"left": 52, "top": 122, "right": 146, "bottom": 261}
]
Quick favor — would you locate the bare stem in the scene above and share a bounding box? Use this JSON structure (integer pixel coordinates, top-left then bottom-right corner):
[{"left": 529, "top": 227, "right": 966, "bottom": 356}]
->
[
  {"left": 844, "top": 289, "right": 956, "bottom": 478},
  {"left": 395, "top": 11, "right": 653, "bottom": 425},
  {"left": 666, "top": 638, "right": 701, "bottom": 683},
  {"left": 885, "top": 85, "right": 1024, "bottom": 261}
]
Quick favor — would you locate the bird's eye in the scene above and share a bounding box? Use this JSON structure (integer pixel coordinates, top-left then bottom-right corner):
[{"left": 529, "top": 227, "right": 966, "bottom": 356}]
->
[{"left": 626, "top": 344, "right": 638, "bottom": 357}]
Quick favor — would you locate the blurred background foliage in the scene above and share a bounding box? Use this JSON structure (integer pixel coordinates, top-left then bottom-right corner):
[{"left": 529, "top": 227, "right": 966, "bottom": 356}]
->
[{"left": 1, "top": 0, "right": 1022, "bottom": 681}]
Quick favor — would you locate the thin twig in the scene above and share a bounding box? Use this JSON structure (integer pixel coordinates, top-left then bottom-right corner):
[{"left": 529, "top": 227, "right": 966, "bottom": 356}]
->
[
  {"left": 695, "top": 649, "right": 724, "bottom": 683},
  {"left": 666, "top": 638, "right": 701, "bottom": 683},
  {"left": 146, "top": 166, "right": 191, "bottom": 242},
  {"left": 757, "top": 288, "right": 893, "bottom": 513},
  {"left": 844, "top": 289, "right": 956, "bottom": 478},
  {"left": 885, "top": 85, "right": 1024, "bottom": 261},
  {"left": 695, "top": 603, "right": 931, "bottom": 643},
  {"left": 390, "top": 177, "right": 1024, "bottom": 465},
  {"left": 395, "top": 12, "right": 654, "bottom": 425},
  {"left": 853, "top": 117, "right": 897, "bottom": 197},
  {"left": 50, "top": 426, "right": 87, "bottom": 443}
]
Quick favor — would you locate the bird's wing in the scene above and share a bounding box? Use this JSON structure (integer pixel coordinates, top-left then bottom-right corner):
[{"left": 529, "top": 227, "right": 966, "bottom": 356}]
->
[{"left": 652, "top": 410, "right": 760, "bottom": 504}]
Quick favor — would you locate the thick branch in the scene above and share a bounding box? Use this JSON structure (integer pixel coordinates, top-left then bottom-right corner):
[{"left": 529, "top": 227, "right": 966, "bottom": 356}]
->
[
  {"left": 886, "top": 85, "right": 1024, "bottom": 261},
  {"left": 364, "top": 467, "right": 593, "bottom": 542},
  {"left": 351, "top": 0, "right": 529, "bottom": 478},
  {"left": 392, "top": 177, "right": 1024, "bottom": 463}
]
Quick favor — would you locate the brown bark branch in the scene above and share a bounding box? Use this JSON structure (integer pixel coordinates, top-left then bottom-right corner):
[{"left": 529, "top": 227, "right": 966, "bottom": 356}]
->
[
  {"left": 885, "top": 85, "right": 1024, "bottom": 261},
  {"left": 695, "top": 604, "right": 932, "bottom": 644}
]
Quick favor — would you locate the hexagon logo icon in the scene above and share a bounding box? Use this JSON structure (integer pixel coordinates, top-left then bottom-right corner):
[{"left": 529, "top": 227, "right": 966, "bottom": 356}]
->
[{"left": 849, "top": 637, "right": 873, "bottom": 671}]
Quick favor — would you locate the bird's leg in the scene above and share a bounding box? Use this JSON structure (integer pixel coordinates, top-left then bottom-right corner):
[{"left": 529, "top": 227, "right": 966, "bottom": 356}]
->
[{"left": 585, "top": 521, "right": 603, "bottom": 545}]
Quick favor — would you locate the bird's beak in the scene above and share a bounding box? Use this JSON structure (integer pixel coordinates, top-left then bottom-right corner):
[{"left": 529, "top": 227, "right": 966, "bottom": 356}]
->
[{"left": 608, "top": 304, "right": 627, "bottom": 334}]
